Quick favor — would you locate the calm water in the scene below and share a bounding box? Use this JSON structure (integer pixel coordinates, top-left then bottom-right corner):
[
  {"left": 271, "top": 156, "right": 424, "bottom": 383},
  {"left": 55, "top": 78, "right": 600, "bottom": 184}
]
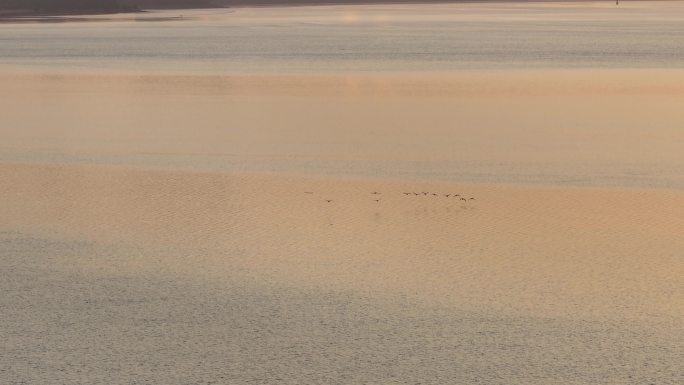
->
[
  {"left": 1, "top": 2, "right": 684, "bottom": 73},
  {"left": 2, "top": 4, "right": 684, "bottom": 384},
  {"left": 1, "top": 2, "right": 684, "bottom": 189}
]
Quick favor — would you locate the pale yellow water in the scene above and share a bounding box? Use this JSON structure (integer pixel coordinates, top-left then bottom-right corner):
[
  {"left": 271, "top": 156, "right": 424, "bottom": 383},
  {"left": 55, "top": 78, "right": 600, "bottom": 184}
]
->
[
  {"left": 1, "top": 2, "right": 684, "bottom": 384},
  {"left": 2, "top": 69, "right": 684, "bottom": 188},
  {"left": 1, "top": 163, "right": 683, "bottom": 384}
]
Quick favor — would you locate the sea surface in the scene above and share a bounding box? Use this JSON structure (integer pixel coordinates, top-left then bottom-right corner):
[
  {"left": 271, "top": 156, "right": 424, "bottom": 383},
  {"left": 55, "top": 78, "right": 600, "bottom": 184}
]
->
[
  {"left": 2, "top": 3, "right": 684, "bottom": 384},
  {"left": 1, "top": 2, "right": 684, "bottom": 73},
  {"left": 2, "top": 2, "right": 684, "bottom": 189}
]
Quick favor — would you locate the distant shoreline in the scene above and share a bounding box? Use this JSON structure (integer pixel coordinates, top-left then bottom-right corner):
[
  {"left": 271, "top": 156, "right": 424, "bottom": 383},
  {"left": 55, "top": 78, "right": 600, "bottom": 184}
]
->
[
  {"left": 0, "top": 0, "right": 638, "bottom": 21},
  {"left": 0, "top": 6, "right": 140, "bottom": 19}
]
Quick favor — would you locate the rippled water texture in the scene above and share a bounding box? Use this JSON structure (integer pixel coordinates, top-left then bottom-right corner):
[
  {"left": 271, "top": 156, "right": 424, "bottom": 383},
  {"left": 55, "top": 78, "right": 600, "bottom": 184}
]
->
[
  {"left": 1, "top": 2, "right": 684, "bottom": 72},
  {"left": 1, "top": 2, "right": 684, "bottom": 384}
]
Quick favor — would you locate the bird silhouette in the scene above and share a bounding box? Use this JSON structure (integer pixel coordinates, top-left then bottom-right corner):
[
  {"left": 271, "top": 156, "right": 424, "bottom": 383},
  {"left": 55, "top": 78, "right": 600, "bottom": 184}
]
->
[
  {"left": 469, "top": 197, "right": 476, "bottom": 201},
  {"left": 403, "top": 192, "right": 411, "bottom": 195},
  {"left": 371, "top": 192, "right": 381, "bottom": 195},
  {"left": 325, "top": 200, "right": 333, "bottom": 203},
  {"left": 374, "top": 199, "right": 381, "bottom": 202},
  {"left": 460, "top": 197, "right": 467, "bottom": 202},
  {"left": 445, "top": 194, "right": 451, "bottom": 197}
]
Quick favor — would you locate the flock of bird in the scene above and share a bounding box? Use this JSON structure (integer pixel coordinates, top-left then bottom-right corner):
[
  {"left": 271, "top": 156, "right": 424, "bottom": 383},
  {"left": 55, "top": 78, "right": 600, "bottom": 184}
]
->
[
  {"left": 305, "top": 191, "right": 476, "bottom": 203},
  {"left": 401, "top": 191, "right": 476, "bottom": 202}
]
